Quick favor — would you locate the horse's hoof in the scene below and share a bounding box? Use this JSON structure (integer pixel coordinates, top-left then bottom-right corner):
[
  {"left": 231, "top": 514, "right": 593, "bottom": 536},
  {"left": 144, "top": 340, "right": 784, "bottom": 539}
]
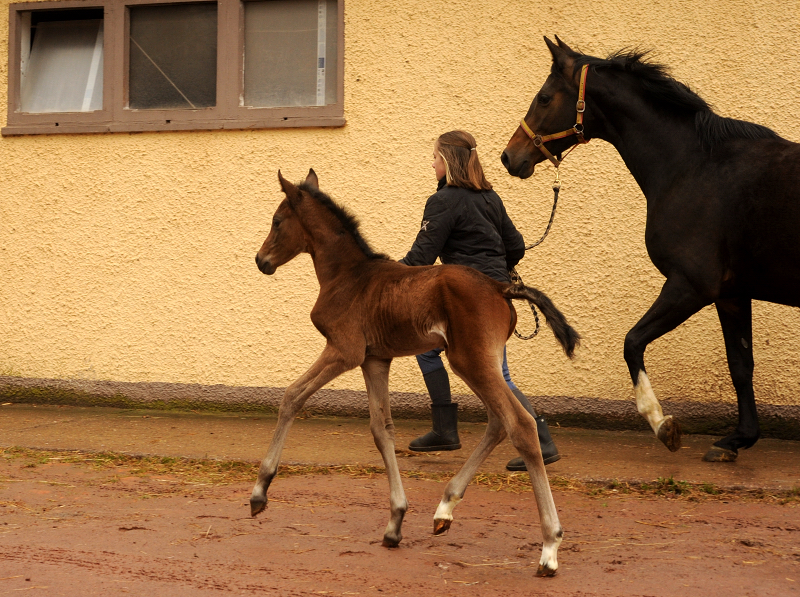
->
[
  {"left": 381, "top": 536, "right": 401, "bottom": 548},
  {"left": 656, "top": 415, "right": 682, "bottom": 452},
  {"left": 703, "top": 446, "right": 738, "bottom": 462},
  {"left": 250, "top": 497, "right": 267, "bottom": 517},
  {"left": 433, "top": 519, "right": 451, "bottom": 535},
  {"left": 536, "top": 563, "right": 558, "bottom": 577}
]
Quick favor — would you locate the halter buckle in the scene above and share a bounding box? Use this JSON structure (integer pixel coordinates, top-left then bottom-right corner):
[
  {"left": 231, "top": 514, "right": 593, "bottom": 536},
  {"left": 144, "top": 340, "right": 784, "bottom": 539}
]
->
[{"left": 576, "top": 99, "right": 586, "bottom": 113}]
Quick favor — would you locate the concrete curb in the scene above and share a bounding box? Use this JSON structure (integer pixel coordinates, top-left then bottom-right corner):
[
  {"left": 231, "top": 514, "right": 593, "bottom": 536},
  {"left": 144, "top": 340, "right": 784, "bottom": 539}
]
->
[{"left": 2, "top": 375, "right": 799, "bottom": 440}]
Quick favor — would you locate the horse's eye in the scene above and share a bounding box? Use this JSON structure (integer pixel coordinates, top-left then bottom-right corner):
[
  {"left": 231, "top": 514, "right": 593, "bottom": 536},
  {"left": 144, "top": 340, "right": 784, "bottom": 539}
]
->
[
  {"left": 538, "top": 94, "right": 551, "bottom": 106},
  {"left": 272, "top": 219, "right": 281, "bottom": 229}
]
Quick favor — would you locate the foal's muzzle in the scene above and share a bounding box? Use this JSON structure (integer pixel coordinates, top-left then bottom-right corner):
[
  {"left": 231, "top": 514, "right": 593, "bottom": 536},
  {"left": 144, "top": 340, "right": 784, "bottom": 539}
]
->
[{"left": 255, "top": 253, "right": 276, "bottom": 275}]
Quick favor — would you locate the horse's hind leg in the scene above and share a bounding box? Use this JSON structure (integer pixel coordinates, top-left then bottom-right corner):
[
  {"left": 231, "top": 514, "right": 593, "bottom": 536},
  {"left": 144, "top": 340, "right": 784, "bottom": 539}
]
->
[
  {"left": 704, "top": 298, "right": 758, "bottom": 462},
  {"left": 624, "top": 275, "right": 707, "bottom": 451},
  {"left": 432, "top": 408, "right": 506, "bottom": 534},
  {"left": 361, "top": 357, "right": 408, "bottom": 547},
  {"left": 250, "top": 345, "right": 353, "bottom": 516}
]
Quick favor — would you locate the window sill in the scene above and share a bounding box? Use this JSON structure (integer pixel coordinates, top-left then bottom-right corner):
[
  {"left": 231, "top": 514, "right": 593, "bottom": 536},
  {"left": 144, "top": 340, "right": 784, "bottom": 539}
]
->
[{"left": 1, "top": 115, "right": 346, "bottom": 136}]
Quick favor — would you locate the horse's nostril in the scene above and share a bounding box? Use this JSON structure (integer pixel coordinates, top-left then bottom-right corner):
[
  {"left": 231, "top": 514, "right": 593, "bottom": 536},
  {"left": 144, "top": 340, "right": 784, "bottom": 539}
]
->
[{"left": 501, "top": 151, "right": 510, "bottom": 168}]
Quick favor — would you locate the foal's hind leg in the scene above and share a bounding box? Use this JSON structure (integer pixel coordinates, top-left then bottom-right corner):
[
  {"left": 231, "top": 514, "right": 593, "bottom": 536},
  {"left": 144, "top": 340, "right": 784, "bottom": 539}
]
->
[
  {"left": 432, "top": 409, "right": 506, "bottom": 533},
  {"left": 250, "top": 345, "right": 353, "bottom": 516},
  {"left": 361, "top": 357, "right": 408, "bottom": 547},
  {"left": 624, "top": 275, "right": 708, "bottom": 451},
  {"left": 704, "top": 298, "right": 759, "bottom": 462},
  {"left": 447, "top": 360, "right": 563, "bottom": 576}
]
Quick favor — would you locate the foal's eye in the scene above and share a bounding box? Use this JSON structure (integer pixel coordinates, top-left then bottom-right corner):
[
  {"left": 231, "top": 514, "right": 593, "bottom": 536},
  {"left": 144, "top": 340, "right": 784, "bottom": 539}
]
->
[
  {"left": 272, "top": 219, "right": 281, "bottom": 229},
  {"left": 538, "top": 94, "right": 551, "bottom": 106}
]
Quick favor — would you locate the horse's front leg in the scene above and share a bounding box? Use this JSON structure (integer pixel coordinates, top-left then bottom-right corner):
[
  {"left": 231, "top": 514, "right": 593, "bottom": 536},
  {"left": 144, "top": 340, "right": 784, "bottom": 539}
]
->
[
  {"left": 432, "top": 408, "right": 506, "bottom": 534},
  {"left": 250, "top": 344, "right": 353, "bottom": 516},
  {"left": 361, "top": 357, "right": 407, "bottom": 547},
  {"left": 624, "top": 275, "right": 708, "bottom": 452},
  {"left": 704, "top": 298, "right": 759, "bottom": 462}
]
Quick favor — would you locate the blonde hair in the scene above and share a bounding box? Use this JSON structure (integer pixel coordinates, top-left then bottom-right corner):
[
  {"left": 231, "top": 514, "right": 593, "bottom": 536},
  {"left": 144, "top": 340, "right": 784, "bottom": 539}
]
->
[{"left": 436, "top": 130, "right": 492, "bottom": 191}]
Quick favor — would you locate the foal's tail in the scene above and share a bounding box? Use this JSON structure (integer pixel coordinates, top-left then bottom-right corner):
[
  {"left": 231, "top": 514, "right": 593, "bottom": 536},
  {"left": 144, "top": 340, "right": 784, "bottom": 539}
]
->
[{"left": 503, "top": 285, "right": 580, "bottom": 359}]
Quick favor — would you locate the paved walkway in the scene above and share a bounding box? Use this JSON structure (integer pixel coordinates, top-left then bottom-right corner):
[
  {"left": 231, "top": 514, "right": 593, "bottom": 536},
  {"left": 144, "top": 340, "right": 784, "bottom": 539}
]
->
[{"left": 1, "top": 403, "right": 799, "bottom": 491}]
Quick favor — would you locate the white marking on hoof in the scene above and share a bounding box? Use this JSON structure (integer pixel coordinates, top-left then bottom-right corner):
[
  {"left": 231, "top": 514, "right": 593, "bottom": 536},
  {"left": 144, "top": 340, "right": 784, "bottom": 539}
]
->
[
  {"left": 538, "top": 537, "right": 561, "bottom": 576},
  {"left": 433, "top": 495, "right": 460, "bottom": 522},
  {"left": 634, "top": 370, "right": 665, "bottom": 434}
]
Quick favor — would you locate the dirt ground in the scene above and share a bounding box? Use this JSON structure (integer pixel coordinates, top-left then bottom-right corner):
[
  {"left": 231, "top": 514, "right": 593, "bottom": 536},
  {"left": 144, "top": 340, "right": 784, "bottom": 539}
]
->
[{"left": 1, "top": 447, "right": 798, "bottom": 597}]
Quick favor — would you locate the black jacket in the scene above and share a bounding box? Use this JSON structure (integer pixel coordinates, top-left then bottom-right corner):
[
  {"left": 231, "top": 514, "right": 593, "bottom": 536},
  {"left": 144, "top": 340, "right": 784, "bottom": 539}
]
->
[{"left": 400, "top": 178, "right": 525, "bottom": 283}]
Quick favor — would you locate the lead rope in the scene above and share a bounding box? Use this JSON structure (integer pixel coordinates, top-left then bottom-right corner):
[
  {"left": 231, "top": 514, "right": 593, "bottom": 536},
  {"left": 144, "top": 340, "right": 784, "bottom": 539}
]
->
[{"left": 510, "top": 165, "right": 565, "bottom": 340}]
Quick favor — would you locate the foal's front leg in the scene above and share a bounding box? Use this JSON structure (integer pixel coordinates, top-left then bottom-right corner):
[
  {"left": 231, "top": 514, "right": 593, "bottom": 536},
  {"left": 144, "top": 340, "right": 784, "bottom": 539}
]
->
[
  {"left": 250, "top": 345, "right": 353, "bottom": 516},
  {"left": 361, "top": 357, "right": 408, "bottom": 547}
]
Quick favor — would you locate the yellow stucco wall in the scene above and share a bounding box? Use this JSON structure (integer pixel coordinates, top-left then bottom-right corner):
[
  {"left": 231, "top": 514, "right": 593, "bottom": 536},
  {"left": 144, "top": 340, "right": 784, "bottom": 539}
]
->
[{"left": 1, "top": 0, "right": 799, "bottom": 409}]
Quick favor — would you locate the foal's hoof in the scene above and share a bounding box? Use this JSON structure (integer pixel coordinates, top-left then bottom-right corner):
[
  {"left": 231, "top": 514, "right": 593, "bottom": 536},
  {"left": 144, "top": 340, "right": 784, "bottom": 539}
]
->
[
  {"left": 250, "top": 497, "right": 267, "bottom": 517},
  {"left": 656, "top": 415, "right": 682, "bottom": 452},
  {"left": 702, "top": 446, "right": 738, "bottom": 462},
  {"left": 381, "top": 536, "right": 401, "bottom": 548},
  {"left": 536, "top": 563, "right": 558, "bottom": 577},
  {"left": 433, "top": 518, "right": 451, "bottom": 535}
]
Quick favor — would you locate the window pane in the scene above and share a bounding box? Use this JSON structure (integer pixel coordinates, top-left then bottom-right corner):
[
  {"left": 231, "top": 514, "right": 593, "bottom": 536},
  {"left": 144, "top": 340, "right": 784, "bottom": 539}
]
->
[
  {"left": 20, "top": 18, "right": 104, "bottom": 113},
  {"left": 129, "top": 3, "right": 217, "bottom": 110},
  {"left": 244, "top": 0, "right": 338, "bottom": 108}
]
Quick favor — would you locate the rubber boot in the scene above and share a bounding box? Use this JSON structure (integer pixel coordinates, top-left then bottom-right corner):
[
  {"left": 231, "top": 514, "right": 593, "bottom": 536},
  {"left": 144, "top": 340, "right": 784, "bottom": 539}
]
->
[
  {"left": 408, "top": 403, "right": 461, "bottom": 451},
  {"left": 506, "top": 388, "right": 561, "bottom": 470}
]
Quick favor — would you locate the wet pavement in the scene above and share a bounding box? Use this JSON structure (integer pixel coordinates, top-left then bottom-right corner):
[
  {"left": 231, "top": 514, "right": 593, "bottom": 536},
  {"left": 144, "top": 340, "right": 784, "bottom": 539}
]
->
[{"left": 1, "top": 403, "right": 799, "bottom": 491}]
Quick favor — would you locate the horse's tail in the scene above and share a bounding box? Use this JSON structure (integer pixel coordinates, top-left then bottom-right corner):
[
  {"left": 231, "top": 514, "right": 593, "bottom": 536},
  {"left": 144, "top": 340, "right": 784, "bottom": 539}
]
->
[{"left": 503, "top": 284, "right": 580, "bottom": 359}]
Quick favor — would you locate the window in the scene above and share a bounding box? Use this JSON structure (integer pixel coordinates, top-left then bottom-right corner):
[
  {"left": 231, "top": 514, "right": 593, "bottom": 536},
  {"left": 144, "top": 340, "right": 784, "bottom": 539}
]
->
[{"left": 3, "top": 0, "right": 344, "bottom": 135}]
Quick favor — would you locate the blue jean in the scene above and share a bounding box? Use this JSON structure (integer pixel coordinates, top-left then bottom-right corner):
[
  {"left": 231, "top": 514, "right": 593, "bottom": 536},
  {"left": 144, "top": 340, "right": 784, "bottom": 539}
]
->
[{"left": 415, "top": 346, "right": 518, "bottom": 391}]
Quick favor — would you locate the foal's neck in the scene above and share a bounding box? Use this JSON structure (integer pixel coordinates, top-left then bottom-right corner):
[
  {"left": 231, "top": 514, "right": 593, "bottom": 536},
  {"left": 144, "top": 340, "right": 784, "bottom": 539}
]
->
[{"left": 308, "top": 234, "right": 371, "bottom": 289}]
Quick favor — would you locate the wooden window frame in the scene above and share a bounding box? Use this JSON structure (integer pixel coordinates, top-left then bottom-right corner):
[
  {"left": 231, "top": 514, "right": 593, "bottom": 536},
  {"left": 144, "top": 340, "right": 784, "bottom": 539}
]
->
[{"left": 3, "top": 0, "right": 345, "bottom": 135}]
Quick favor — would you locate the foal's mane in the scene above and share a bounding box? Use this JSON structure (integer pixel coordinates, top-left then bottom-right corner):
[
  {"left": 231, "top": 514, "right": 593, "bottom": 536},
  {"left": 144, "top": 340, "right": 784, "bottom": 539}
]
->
[
  {"left": 573, "top": 49, "right": 781, "bottom": 150},
  {"left": 298, "top": 182, "right": 390, "bottom": 260}
]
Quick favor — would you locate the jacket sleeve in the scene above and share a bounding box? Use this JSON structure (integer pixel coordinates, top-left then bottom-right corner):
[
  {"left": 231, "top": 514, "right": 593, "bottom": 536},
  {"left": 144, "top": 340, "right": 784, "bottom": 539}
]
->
[
  {"left": 500, "top": 203, "right": 526, "bottom": 270},
  {"left": 399, "top": 194, "right": 456, "bottom": 266}
]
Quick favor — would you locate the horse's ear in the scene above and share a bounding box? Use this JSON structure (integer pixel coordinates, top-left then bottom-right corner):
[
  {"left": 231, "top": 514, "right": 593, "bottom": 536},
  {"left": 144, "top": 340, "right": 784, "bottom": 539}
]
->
[
  {"left": 554, "top": 35, "right": 580, "bottom": 57},
  {"left": 278, "top": 170, "right": 297, "bottom": 196},
  {"left": 305, "top": 168, "right": 319, "bottom": 189},
  {"left": 544, "top": 36, "right": 575, "bottom": 75}
]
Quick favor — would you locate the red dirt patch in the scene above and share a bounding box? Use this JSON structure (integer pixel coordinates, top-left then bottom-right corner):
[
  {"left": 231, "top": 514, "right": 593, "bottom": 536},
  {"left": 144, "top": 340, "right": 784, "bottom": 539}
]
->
[{"left": 0, "top": 449, "right": 799, "bottom": 596}]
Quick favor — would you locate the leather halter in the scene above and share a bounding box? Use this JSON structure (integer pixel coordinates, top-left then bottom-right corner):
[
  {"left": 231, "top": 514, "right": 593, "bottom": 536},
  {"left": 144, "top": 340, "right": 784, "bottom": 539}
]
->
[{"left": 519, "top": 64, "right": 590, "bottom": 169}]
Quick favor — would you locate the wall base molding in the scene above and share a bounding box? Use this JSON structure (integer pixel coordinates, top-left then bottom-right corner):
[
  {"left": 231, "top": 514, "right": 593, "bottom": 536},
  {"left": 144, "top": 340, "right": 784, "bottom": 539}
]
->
[{"left": 2, "top": 376, "right": 798, "bottom": 440}]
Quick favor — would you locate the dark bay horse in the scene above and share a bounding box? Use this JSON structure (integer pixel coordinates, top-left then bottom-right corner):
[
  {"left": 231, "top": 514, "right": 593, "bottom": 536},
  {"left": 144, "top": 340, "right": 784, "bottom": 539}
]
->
[
  {"left": 252, "top": 169, "right": 579, "bottom": 576},
  {"left": 502, "top": 36, "right": 800, "bottom": 462}
]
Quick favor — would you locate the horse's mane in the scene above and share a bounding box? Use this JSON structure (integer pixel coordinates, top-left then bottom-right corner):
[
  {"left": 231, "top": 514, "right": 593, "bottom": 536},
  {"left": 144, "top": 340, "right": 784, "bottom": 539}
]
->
[
  {"left": 298, "top": 182, "right": 390, "bottom": 260},
  {"left": 573, "top": 49, "right": 781, "bottom": 150}
]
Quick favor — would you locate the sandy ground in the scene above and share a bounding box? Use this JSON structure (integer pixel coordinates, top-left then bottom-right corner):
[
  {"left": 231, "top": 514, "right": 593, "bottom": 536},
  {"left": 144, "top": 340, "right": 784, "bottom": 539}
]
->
[
  {"left": 1, "top": 449, "right": 799, "bottom": 596},
  {"left": 1, "top": 405, "right": 800, "bottom": 596}
]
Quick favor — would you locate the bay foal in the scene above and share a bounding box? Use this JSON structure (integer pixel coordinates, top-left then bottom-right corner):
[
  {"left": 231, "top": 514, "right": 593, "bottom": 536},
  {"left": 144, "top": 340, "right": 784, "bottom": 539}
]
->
[{"left": 252, "top": 170, "right": 579, "bottom": 576}]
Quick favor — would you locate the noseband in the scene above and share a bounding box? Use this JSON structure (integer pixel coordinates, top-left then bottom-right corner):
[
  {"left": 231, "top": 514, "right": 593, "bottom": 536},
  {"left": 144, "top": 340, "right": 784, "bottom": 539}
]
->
[{"left": 519, "top": 64, "right": 590, "bottom": 170}]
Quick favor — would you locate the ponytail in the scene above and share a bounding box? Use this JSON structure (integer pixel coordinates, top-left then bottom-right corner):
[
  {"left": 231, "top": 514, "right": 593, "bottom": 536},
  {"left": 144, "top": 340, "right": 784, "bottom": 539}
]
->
[{"left": 436, "top": 130, "right": 492, "bottom": 191}]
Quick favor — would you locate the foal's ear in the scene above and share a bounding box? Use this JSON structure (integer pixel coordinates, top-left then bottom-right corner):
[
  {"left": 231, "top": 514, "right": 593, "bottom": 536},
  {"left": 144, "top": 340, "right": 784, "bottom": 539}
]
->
[
  {"left": 278, "top": 170, "right": 297, "bottom": 196},
  {"left": 544, "top": 36, "right": 576, "bottom": 76},
  {"left": 304, "top": 168, "right": 319, "bottom": 190}
]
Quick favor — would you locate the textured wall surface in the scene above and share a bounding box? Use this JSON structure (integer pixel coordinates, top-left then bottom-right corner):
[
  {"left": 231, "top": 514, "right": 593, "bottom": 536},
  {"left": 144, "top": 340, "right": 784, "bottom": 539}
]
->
[{"left": 1, "top": 1, "right": 799, "bottom": 415}]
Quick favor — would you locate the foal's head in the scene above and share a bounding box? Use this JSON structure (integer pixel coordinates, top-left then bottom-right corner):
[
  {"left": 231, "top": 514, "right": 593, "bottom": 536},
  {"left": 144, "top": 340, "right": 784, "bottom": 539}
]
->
[{"left": 255, "top": 170, "right": 318, "bottom": 275}]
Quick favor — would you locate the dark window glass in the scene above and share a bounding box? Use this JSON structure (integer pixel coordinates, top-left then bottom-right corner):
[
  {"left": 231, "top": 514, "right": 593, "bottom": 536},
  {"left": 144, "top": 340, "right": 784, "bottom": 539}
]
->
[{"left": 128, "top": 3, "right": 217, "bottom": 110}]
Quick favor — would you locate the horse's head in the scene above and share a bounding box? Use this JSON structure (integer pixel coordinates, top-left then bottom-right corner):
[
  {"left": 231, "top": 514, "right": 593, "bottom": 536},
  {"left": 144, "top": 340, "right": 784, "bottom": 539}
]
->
[
  {"left": 255, "top": 169, "right": 319, "bottom": 275},
  {"left": 501, "top": 36, "right": 587, "bottom": 179}
]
